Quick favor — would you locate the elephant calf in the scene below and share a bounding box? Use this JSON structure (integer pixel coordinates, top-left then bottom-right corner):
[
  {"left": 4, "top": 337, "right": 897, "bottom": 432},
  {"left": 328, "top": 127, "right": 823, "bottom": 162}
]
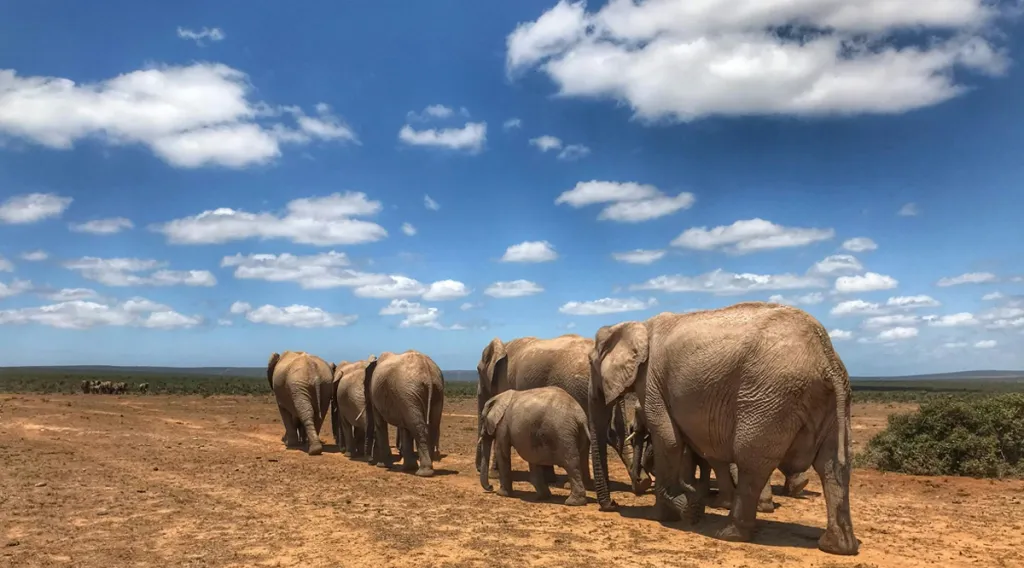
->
[{"left": 479, "top": 386, "right": 590, "bottom": 506}]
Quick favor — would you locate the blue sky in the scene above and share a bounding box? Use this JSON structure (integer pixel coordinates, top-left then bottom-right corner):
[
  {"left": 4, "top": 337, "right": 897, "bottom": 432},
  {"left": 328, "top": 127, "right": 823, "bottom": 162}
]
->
[{"left": 1, "top": 0, "right": 1022, "bottom": 375}]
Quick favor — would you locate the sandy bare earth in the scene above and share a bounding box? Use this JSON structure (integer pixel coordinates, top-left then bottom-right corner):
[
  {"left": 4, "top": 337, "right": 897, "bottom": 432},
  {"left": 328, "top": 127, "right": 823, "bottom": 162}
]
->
[{"left": 1, "top": 394, "right": 1022, "bottom": 568}]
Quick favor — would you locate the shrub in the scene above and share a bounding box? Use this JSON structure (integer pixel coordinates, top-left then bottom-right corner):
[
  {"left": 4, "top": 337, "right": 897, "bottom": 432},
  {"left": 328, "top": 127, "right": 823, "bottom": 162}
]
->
[{"left": 861, "top": 393, "right": 1024, "bottom": 478}]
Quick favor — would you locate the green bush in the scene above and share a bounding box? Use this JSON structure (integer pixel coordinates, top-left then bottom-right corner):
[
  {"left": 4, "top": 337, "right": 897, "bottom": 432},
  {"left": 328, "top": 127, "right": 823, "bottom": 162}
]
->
[{"left": 861, "top": 393, "right": 1024, "bottom": 478}]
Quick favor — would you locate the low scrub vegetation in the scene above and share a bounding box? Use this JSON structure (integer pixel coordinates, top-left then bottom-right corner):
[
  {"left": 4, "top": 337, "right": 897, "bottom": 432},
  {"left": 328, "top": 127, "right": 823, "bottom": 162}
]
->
[{"left": 860, "top": 393, "right": 1024, "bottom": 479}]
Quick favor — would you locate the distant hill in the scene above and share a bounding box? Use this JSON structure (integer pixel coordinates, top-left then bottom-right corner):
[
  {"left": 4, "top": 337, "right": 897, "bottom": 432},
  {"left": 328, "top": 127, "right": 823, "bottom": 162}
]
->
[{"left": 1, "top": 365, "right": 1022, "bottom": 384}]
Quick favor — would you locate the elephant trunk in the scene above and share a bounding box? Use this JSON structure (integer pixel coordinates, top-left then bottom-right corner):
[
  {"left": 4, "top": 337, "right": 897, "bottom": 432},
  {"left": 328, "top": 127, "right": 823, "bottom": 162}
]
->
[
  {"left": 479, "top": 434, "right": 494, "bottom": 492},
  {"left": 589, "top": 389, "right": 616, "bottom": 511},
  {"left": 475, "top": 390, "right": 487, "bottom": 472}
]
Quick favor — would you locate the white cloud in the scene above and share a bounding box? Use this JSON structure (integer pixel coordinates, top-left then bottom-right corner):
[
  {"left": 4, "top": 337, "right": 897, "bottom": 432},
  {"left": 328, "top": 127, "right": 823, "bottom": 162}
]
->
[
  {"left": 0, "top": 256, "right": 11, "bottom": 272},
  {"left": 768, "top": 292, "right": 825, "bottom": 306},
  {"left": 877, "top": 327, "right": 919, "bottom": 341},
  {"left": 20, "top": 250, "right": 48, "bottom": 261},
  {"left": 898, "top": 203, "right": 920, "bottom": 217},
  {"left": 632, "top": 269, "right": 826, "bottom": 295},
  {"left": 829, "top": 329, "right": 853, "bottom": 341},
  {"left": 505, "top": 1, "right": 1010, "bottom": 122},
  {"left": 924, "top": 312, "right": 979, "bottom": 327},
  {"left": 176, "top": 26, "right": 225, "bottom": 45},
  {"left": 809, "top": 254, "right": 863, "bottom": 275},
  {"left": 398, "top": 121, "right": 487, "bottom": 152},
  {"left": 612, "top": 249, "right": 665, "bottom": 265},
  {"left": 982, "top": 291, "right": 1004, "bottom": 301},
  {"left": 501, "top": 240, "right": 558, "bottom": 263},
  {"left": 975, "top": 339, "right": 997, "bottom": 349},
  {"left": 217, "top": 318, "right": 233, "bottom": 326},
  {"left": 980, "top": 306, "right": 1024, "bottom": 321},
  {"left": 555, "top": 180, "right": 694, "bottom": 223},
  {"left": 862, "top": 314, "right": 919, "bottom": 329},
  {"left": 68, "top": 217, "right": 134, "bottom": 235},
  {"left": 401, "top": 222, "right": 417, "bottom": 236},
  {"left": 886, "top": 295, "right": 940, "bottom": 309},
  {"left": 221, "top": 251, "right": 388, "bottom": 289},
  {"left": 63, "top": 257, "right": 216, "bottom": 288},
  {"left": 0, "top": 64, "right": 356, "bottom": 168},
  {"left": 559, "top": 296, "right": 657, "bottom": 316},
  {"left": 151, "top": 191, "right": 387, "bottom": 246},
  {"left": 422, "top": 280, "right": 471, "bottom": 301},
  {"left": 558, "top": 144, "right": 591, "bottom": 161},
  {"left": 831, "top": 299, "right": 886, "bottom": 316},
  {"left": 233, "top": 303, "right": 357, "bottom": 328},
  {"left": 841, "top": 237, "right": 878, "bottom": 253},
  {"left": 44, "top": 288, "right": 98, "bottom": 302},
  {"left": 936, "top": 272, "right": 998, "bottom": 286},
  {"left": 0, "top": 193, "right": 73, "bottom": 224},
  {"left": 834, "top": 272, "right": 898, "bottom": 293},
  {"left": 0, "top": 279, "right": 31, "bottom": 298},
  {"left": 672, "top": 218, "right": 834, "bottom": 253},
  {"left": 503, "top": 118, "right": 522, "bottom": 130},
  {"left": 943, "top": 341, "right": 969, "bottom": 349},
  {"left": 424, "top": 195, "right": 440, "bottom": 211},
  {"left": 0, "top": 296, "right": 200, "bottom": 329},
  {"left": 353, "top": 276, "right": 428, "bottom": 299},
  {"left": 406, "top": 104, "right": 457, "bottom": 121},
  {"left": 378, "top": 299, "right": 464, "bottom": 330},
  {"left": 460, "top": 302, "right": 481, "bottom": 311},
  {"left": 484, "top": 280, "right": 544, "bottom": 298},
  {"left": 530, "top": 135, "right": 563, "bottom": 151}
]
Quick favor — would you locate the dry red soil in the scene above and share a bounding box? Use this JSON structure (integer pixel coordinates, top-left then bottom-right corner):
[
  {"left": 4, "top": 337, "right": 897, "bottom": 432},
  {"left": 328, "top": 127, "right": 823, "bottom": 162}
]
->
[{"left": 1, "top": 394, "right": 1022, "bottom": 567}]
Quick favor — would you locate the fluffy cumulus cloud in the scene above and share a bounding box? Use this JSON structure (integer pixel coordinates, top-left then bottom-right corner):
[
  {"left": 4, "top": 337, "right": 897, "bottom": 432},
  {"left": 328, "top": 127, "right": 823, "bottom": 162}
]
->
[
  {"left": 0, "top": 295, "right": 200, "bottom": 329},
  {"left": 0, "top": 64, "right": 357, "bottom": 168},
  {"left": 501, "top": 240, "right": 558, "bottom": 263},
  {"left": 768, "top": 292, "right": 825, "bottom": 306},
  {"left": 0, "top": 256, "right": 12, "bottom": 272},
  {"left": 506, "top": 0, "right": 1012, "bottom": 122},
  {"left": 405, "top": 104, "right": 469, "bottom": 122},
  {"left": 936, "top": 272, "right": 998, "bottom": 286},
  {"left": 612, "top": 249, "right": 665, "bottom": 265},
  {"left": 831, "top": 299, "right": 887, "bottom": 316},
  {"left": 862, "top": 314, "right": 920, "bottom": 329},
  {"left": 378, "top": 299, "right": 464, "bottom": 330},
  {"left": 0, "top": 279, "right": 32, "bottom": 298},
  {"left": 503, "top": 118, "right": 522, "bottom": 130},
  {"left": 528, "top": 134, "right": 591, "bottom": 160},
  {"left": 398, "top": 106, "right": 486, "bottom": 153},
  {"left": 151, "top": 191, "right": 387, "bottom": 246},
  {"left": 672, "top": 218, "right": 833, "bottom": 254},
  {"left": 484, "top": 280, "right": 544, "bottom": 298},
  {"left": 401, "top": 222, "right": 417, "bottom": 236},
  {"left": 809, "top": 254, "right": 863, "bottom": 276},
  {"left": 69, "top": 217, "right": 134, "bottom": 234},
  {"left": 229, "top": 301, "right": 356, "bottom": 328},
  {"left": 877, "top": 327, "right": 919, "bottom": 341},
  {"left": 834, "top": 272, "right": 898, "bottom": 293},
  {"left": 20, "top": 250, "right": 49, "bottom": 261},
  {"left": 842, "top": 237, "right": 878, "bottom": 253},
  {"left": 632, "top": 269, "right": 826, "bottom": 296},
  {"left": 64, "top": 257, "right": 216, "bottom": 287},
  {"left": 559, "top": 296, "right": 657, "bottom": 316},
  {"left": 924, "top": 312, "right": 979, "bottom": 327},
  {"left": 829, "top": 329, "right": 853, "bottom": 341},
  {"left": 555, "top": 180, "right": 695, "bottom": 222},
  {"left": 0, "top": 193, "right": 73, "bottom": 224},
  {"left": 887, "top": 295, "right": 941, "bottom": 309},
  {"left": 898, "top": 203, "right": 920, "bottom": 217}
]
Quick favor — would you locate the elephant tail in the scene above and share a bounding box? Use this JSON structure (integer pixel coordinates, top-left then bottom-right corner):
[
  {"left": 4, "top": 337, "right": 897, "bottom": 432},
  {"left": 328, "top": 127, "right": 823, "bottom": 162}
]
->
[
  {"left": 817, "top": 325, "right": 852, "bottom": 468},
  {"left": 266, "top": 352, "right": 281, "bottom": 391}
]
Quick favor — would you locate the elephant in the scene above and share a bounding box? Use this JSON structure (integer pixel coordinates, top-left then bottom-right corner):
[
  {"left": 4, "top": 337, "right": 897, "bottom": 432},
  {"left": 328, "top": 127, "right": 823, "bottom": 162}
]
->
[
  {"left": 363, "top": 350, "right": 444, "bottom": 476},
  {"left": 138, "top": 383, "right": 149, "bottom": 394},
  {"left": 588, "top": 302, "right": 858, "bottom": 556},
  {"left": 479, "top": 386, "right": 590, "bottom": 506},
  {"left": 331, "top": 358, "right": 372, "bottom": 457},
  {"left": 98, "top": 381, "right": 113, "bottom": 394},
  {"left": 80, "top": 380, "right": 91, "bottom": 394},
  {"left": 476, "top": 334, "right": 650, "bottom": 493},
  {"left": 267, "top": 350, "right": 336, "bottom": 456}
]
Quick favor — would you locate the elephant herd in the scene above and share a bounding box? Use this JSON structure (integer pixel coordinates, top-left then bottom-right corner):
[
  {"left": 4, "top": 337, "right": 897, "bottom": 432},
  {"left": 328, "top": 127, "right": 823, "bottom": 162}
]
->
[
  {"left": 80, "top": 380, "right": 143, "bottom": 394},
  {"left": 265, "top": 301, "right": 860, "bottom": 556}
]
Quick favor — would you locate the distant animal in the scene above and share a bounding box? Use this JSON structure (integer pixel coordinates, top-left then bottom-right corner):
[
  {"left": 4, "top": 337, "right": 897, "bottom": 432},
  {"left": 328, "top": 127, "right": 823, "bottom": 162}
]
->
[
  {"left": 266, "top": 350, "right": 336, "bottom": 455},
  {"left": 363, "top": 350, "right": 444, "bottom": 476},
  {"left": 479, "top": 386, "right": 590, "bottom": 506},
  {"left": 138, "top": 383, "right": 149, "bottom": 394},
  {"left": 80, "top": 380, "right": 92, "bottom": 394},
  {"left": 113, "top": 382, "right": 128, "bottom": 394}
]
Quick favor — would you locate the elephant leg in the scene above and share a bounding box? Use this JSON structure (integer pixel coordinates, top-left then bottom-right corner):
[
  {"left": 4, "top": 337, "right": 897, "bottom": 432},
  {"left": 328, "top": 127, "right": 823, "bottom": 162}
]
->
[
  {"left": 785, "top": 470, "right": 809, "bottom": 497},
  {"left": 542, "top": 465, "right": 559, "bottom": 486},
  {"left": 812, "top": 439, "right": 858, "bottom": 555},
  {"left": 340, "top": 418, "right": 356, "bottom": 458},
  {"left": 495, "top": 432, "right": 513, "bottom": 497},
  {"left": 528, "top": 464, "right": 553, "bottom": 501},
  {"left": 758, "top": 477, "right": 776, "bottom": 513},
  {"left": 372, "top": 414, "right": 392, "bottom": 468},
  {"left": 412, "top": 420, "right": 434, "bottom": 477},
  {"left": 708, "top": 460, "right": 736, "bottom": 510},
  {"left": 291, "top": 392, "right": 322, "bottom": 456},
  {"left": 715, "top": 462, "right": 774, "bottom": 543},
  {"left": 400, "top": 427, "right": 418, "bottom": 472},
  {"left": 352, "top": 427, "right": 365, "bottom": 457},
  {"left": 488, "top": 452, "right": 500, "bottom": 480},
  {"left": 277, "top": 405, "right": 301, "bottom": 448},
  {"left": 647, "top": 408, "right": 699, "bottom": 523},
  {"left": 563, "top": 454, "right": 588, "bottom": 507}
]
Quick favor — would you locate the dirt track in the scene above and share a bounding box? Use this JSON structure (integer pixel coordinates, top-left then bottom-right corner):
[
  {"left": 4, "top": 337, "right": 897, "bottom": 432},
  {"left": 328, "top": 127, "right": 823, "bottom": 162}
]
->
[{"left": 1, "top": 394, "right": 1022, "bottom": 568}]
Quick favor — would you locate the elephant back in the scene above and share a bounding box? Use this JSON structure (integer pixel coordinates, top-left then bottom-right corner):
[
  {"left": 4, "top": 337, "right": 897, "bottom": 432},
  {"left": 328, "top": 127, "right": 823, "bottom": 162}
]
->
[{"left": 509, "top": 335, "right": 593, "bottom": 415}]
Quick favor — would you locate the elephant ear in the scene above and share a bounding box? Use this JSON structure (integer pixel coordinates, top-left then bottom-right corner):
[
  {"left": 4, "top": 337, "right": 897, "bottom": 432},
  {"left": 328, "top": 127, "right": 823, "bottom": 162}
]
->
[
  {"left": 593, "top": 321, "right": 649, "bottom": 405},
  {"left": 479, "top": 338, "right": 508, "bottom": 394},
  {"left": 266, "top": 352, "right": 281, "bottom": 390},
  {"left": 332, "top": 362, "right": 345, "bottom": 383},
  {"left": 480, "top": 391, "right": 512, "bottom": 436}
]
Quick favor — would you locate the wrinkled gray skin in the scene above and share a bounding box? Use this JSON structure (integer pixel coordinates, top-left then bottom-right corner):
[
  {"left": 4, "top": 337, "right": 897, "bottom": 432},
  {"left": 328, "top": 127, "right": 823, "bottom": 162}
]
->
[
  {"left": 476, "top": 334, "right": 650, "bottom": 493},
  {"left": 267, "top": 350, "right": 336, "bottom": 456},
  {"left": 332, "top": 359, "right": 372, "bottom": 457},
  {"left": 589, "top": 302, "right": 858, "bottom": 556},
  {"left": 479, "top": 387, "right": 591, "bottom": 506},
  {"left": 363, "top": 350, "right": 445, "bottom": 477}
]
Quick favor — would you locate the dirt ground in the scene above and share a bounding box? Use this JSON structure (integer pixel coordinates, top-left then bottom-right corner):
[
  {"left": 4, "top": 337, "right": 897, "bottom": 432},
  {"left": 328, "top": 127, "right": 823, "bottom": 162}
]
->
[{"left": 1, "top": 395, "right": 1022, "bottom": 568}]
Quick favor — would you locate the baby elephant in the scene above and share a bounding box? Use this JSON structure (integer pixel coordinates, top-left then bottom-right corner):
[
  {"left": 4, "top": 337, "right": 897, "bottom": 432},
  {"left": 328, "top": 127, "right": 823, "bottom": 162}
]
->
[{"left": 478, "top": 386, "right": 589, "bottom": 506}]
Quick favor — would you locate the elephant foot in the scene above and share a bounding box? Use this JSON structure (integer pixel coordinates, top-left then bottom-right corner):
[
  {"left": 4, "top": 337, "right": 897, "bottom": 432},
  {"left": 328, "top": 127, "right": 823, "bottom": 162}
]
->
[
  {"left": 710, "top": 492, "right": 732, "bottom": 510},
  {"left": 343, "top": 451, "right": 354, "bottom": 458},
  {"left": 786, "top": 474, "right": 809, "bottom": 497},
  {"left": 633, "top": 477, "right": 653, "bottom": 496},
  {"left": 307, "top": 442, "right": 323, "bottom": 456},
  {"left": 401, "top": 462, "right": 419, "bottom": 473},
  {"left": 681, "top": 503, "right": 705, "bottom": 527},
  {"left": 488, "top": 468, "right": 500, "bottom": 480},
  {"left": 715, "top": 522, "right": 753, "bottom": 543},
  {"left": 598, "top": 499, "right": 619, "bottom": 512},
  {"left": 481, "top": 483, "right": 493, "bottom": 492},
  {"left": 496, "top": 487, "right": 511, "bottom": 498},
  {"left": 564, "top": 494, "right": 587, "bottom": 507},
  {"left": 556, "top": 479, "right": 570, "bottom": 489},
  {"left": 376, "top": 461, "right": 392, "bottom": 469},
  {"left": 757, "top": 499, "right": 776, "bottom": 513},
  {"left": 652, "top": 497, "right": 681, "bottom": 522},
  {"left": 818, "top": 527, "right": 860, "bottom": 556},
  {"left": 415, "top": 467, "right": 434, "bottom": 477},
  {"left": 533, "top": 491, "right": 553, "bottom": 502}
]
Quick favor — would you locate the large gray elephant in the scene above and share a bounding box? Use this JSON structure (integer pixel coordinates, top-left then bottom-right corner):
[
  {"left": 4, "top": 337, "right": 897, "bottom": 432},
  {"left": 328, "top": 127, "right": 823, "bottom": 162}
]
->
[
  {"left": 363, "top": 350, "right": 444, "bottom": 477},
  {"left": 479, "top": 386, "right": 590, "bottom": 506},
  {"left": 476, "top": 334, "right": 650, "bottom": 493},
  {"left": 331, "top": 358, "right": 372, "bottom": 458},
  {"left": 588, "top": 302, "right": 858, "bottom": 556},
  {"left": 267, "top": 350, "right": 336, "bottom": 456}
]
